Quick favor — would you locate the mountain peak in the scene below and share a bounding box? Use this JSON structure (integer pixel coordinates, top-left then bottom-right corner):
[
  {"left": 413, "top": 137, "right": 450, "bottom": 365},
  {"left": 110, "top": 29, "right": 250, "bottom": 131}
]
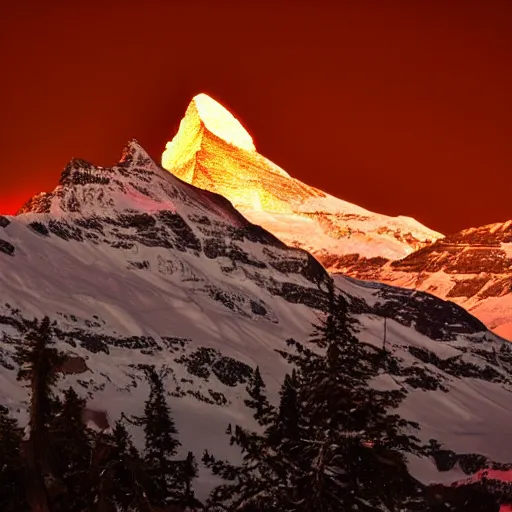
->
[
  {"left": 162, "top": 93, "right": 258, "bottom": 172},
  {"left": 16, "top": 140, "right": 252, "bottom": 229},
  {"left": 119, "top": 138, "right": 153, "bottom": 167},
  {"left": 192, "top": 93, "right": 255, "bottom": 151},
  {"left": 162, "top": 95, "right": 442, "bottom": 262}
]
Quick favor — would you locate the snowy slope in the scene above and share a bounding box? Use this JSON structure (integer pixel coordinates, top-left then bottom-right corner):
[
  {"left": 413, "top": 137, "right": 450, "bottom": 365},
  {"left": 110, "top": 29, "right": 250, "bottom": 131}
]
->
[{"left": 1, "top": 141, "right": 512, "bottom": 502}]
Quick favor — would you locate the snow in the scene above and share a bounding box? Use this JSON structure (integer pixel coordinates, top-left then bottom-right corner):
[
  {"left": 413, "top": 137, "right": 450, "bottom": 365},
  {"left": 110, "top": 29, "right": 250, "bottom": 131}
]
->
[
  {"left": 374, "top": 267, "right": 512, "bottom": 341},
  {"left": 2, "top": 210, "right": 512, "bottom": 499},
  {"left": 121, "top": 184, "right": 178, "bottom": 213},
  {"left": 502, "top": 242, "right": 512, "bottom": 259},
  {"left": 243, "top": 208, "right": 429, "bottom": 261},
  {"left": 192, "top": 93, "right": 255, "bottom": 152},
  {"left": 1, "top": 141, "right": 511, "bottom": 502}
]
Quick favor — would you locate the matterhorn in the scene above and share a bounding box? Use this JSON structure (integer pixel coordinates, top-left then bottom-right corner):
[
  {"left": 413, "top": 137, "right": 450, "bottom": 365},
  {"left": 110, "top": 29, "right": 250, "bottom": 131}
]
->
[{"left": 162, "top": 93, "right": 512, "bottom": 339}]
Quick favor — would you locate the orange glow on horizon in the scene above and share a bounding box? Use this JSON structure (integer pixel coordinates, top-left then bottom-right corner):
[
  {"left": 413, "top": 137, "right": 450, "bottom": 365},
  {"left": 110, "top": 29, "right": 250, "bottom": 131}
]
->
[{"left": 0, "top": 195, "right": 29, "bottom": 215}]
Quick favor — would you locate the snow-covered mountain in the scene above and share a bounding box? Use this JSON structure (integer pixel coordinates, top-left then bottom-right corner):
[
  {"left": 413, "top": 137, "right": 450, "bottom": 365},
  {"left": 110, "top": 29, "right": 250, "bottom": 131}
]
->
[
  {"left": 343, "top": 221, "right": 512, "bottom": 342},
  {"left": 161, "top": 93, "right": 511, "bottom": 340},
  {"left": 162, "top": 93, "right": 442, "bottom": 262},
  {"left": 1, "top": 141, "right": 512, "bottom": 504}
]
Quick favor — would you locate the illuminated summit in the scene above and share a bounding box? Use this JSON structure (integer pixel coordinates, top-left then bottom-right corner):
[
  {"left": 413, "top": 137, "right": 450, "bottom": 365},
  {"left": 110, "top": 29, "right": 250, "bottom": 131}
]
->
[
  {"left": 161, "top": 93, "right": 442, "bottom": 262},
  {"left": 162, "top": 93, "right": 258, "bottom": 171},
  {"left": 162, "top": 93, "right": 297, "bottom": 213},
  {"left": 188, "top": 93, "right": 254, "bottom": 151},
  {"left": 161, "top": 94, "right": 512, "bottom": 340}
]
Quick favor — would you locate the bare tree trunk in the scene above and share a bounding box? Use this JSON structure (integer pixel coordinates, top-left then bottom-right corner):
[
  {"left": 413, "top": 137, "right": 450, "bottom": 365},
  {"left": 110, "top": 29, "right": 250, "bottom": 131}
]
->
[
  {"left": 382, "top": 317, "right": 387, "bottom": 350},
  {"left": 25, "top": 442, "right": 52, "bottom": 512},
  {"left": 26, "top": 352, "right": 53, "bottom": 512}
]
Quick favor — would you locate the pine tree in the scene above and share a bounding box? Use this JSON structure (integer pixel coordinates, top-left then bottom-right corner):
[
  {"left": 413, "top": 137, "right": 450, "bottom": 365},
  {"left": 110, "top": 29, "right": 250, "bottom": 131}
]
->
[
  {"left": 0, "top": 405, "right": 28, "bottom": 511},
  {"left": 142, "top": 367, "right": 180, "bottom": 506},
  {"left": 138, "top": 366, "right": 201, "bottom": 508},
  {"left": 16, "top": 316, "right": 65, "bottom": 512},
  {"left": 85, "top": 430, "right": 119, "bottom": 512},
  {"left": 112, "top": 422, "right": 153, "bottom": 512},
  {"left": 204, "top": 278, "right": 431, "bottom": 511},
  {"left": 50, "top": 387, "right": 92, "bottom": 512},
  {"left": 87, "top": 422, "right": 152, "bottom": 512},
  {"left": 203, "top": 367, "right": 304, "bottom": 511},
  {"left": 277, "top": 281, "right": 427, "bottom": 511},
  {"left": 243, "top": 366, "right": 275, "bottom": 427},
  {"left": 269, "top": 370, "right": 300, "bottom": 446},
  {"left": 177, "top": 451, "right": 202, "bottom": 510}
]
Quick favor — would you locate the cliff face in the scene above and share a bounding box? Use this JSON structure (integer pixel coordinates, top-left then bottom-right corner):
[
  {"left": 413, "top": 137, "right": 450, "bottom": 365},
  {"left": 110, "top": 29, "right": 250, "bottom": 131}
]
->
[
  {"left": 386, "top": 221, "right": 512, "bottom": 340},
  {"left": 330, "top": 221, "right": 512, "bottom": 340}
]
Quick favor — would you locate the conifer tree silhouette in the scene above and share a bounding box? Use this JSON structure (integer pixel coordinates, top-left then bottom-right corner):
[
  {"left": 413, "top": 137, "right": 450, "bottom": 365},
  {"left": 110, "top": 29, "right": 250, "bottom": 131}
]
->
[
  {"left": 16, "top": 316, "right": 65, "bottom": 512},
  {"left": 204, "top": 279, "right": 428, "bottom": 511},
  {"left": 0, "top": 405, "right": 28, "bottom": 511}
]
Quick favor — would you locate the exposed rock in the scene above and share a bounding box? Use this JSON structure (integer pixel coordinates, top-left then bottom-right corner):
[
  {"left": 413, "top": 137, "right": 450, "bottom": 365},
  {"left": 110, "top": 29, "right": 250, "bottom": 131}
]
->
[
  {"left": 0, "top": 239, "right": 15, "bottom": 256},
  {"left": 59, "top": 354, "right": 89, "bottom": 375}
]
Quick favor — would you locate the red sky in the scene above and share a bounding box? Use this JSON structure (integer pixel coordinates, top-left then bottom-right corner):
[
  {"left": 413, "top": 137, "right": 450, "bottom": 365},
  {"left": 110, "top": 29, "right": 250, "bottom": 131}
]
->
[{"left": 0, "top": 1, "right": 510, "bottom": 234}]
